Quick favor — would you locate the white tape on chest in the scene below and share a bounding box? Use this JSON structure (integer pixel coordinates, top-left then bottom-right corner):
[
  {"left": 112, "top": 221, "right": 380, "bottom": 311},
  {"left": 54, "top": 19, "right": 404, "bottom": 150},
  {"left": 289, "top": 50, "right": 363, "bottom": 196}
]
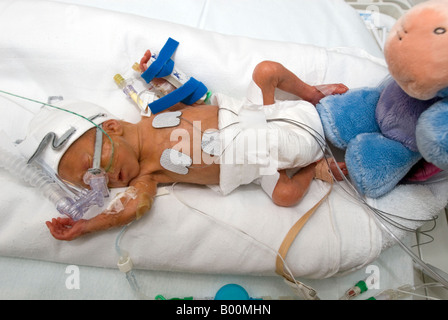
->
[
  {"left": 201, "top": 130, "right": 221, "bottom": 156},
  {"left": 160, "top": 148, "right": 192, "bottom": 175},
  {"left": 152, "top": 111, "right": 182, "bottom": 128}
]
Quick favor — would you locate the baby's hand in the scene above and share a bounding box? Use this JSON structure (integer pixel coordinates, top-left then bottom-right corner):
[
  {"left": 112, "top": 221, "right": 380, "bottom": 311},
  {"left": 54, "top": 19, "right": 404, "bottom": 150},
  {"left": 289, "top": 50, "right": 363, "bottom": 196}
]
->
[
  {"left": 139, "top": 50, "right": 152, "bottom": 72},
  {"left": 46, "top": 217, "right": 87, "bottom": 241}
]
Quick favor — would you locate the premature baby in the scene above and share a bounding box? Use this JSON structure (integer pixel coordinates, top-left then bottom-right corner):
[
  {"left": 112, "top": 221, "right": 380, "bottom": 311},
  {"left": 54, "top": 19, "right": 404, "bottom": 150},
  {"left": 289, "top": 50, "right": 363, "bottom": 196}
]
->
[{"left": 22, "top": 57, "right": 348, "bottom": 240}]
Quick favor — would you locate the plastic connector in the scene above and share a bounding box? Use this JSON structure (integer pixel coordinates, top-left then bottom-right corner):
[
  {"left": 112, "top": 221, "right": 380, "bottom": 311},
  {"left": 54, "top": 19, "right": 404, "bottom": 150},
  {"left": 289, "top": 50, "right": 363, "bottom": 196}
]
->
[
  {"left": 84, "top": 168, "right": 109, "bottom": 198},
  {"left": 117, "top": 255, "right": 134, "bottom": 273},
  {"left": 113, "top": 73, "right": 144, "bottom": 110}
]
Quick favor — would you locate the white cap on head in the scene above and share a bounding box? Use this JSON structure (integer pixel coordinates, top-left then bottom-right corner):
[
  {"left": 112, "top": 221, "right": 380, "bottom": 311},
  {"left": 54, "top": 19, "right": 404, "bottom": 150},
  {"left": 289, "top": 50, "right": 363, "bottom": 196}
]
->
[{"left": 18, "top": 100, "right": 118, "bottom": 173}]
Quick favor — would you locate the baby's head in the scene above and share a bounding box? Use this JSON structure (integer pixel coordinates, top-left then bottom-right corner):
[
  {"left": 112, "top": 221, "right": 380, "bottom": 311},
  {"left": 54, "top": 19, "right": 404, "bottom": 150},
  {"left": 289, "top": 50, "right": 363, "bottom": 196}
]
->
[{"left": 19, "top": 100, "right": 132, "bottom": 188}]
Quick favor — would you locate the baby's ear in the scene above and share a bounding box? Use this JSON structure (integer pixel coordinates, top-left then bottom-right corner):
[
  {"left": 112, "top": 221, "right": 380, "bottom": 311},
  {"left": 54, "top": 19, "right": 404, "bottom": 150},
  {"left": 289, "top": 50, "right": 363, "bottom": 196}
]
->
[{"left": 102, "top": 119, "right": 123, "bottom": 135}]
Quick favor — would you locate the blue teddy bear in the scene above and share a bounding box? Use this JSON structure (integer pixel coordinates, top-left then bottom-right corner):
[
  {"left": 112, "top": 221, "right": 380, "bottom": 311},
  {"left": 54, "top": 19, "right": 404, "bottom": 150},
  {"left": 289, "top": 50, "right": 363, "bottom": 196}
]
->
[{"left": 316, "top": 0, "right": 448, "bottom": 198}]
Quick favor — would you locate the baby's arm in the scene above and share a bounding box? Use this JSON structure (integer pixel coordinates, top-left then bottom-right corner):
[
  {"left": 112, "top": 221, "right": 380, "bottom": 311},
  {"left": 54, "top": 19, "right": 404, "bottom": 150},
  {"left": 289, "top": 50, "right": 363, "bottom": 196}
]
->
[
  {"left": 46, "top": 178, "right": 157, "bottom": 241},
  {"left": 252, "top": 61, "right": 348, "bottom": 105}
]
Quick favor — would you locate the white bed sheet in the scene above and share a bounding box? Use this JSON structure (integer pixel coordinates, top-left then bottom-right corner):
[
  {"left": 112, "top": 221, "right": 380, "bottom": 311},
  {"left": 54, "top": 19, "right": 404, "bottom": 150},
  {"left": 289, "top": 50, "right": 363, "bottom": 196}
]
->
[
  {"left": 0, "top": 243, "right": 413, "bottom": 300},
  {"left": 0, "top": 0, "right": 443, "bottom": 300},
  {"left": 49, "top": 0, "right": 384, "bottom": 58}
]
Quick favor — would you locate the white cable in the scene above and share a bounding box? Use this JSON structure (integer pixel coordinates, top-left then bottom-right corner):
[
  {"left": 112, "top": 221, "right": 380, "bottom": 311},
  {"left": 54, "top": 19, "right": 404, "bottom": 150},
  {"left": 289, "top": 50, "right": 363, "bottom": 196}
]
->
[
  {"left": 169, "top": 182, "right": 321, "bottom": 300},
  {"left": 396, "top": 288, "right": 440, "bottom": 300}
]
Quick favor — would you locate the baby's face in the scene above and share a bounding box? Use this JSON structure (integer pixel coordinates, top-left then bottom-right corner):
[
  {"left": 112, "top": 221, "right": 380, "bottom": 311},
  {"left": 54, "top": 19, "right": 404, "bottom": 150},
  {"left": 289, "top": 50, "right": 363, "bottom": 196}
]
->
[{"left": 58, "top": 124, "right": 140, "bottom": 189}]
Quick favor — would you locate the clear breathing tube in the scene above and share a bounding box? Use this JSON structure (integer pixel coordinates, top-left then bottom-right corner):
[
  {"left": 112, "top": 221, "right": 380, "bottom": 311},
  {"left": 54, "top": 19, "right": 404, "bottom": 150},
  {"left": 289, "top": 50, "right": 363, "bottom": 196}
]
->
[
  {"left": 0, "top": 141, "right": 107, "bottom": 221},
  {"left": 0, "top": 143, "right": 74, "bottom": 215}
]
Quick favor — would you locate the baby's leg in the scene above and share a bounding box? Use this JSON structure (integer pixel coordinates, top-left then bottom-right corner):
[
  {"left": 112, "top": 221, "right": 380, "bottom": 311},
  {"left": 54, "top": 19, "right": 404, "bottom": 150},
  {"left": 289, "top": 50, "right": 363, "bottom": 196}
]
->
[
  {"left": 252, "top": 61, "right": 348, "bottom": 105},
  {"left": 271, "top": 165, "right": 316, "bottom": 207},
  {"left": 252, "top": 61, "right": 348, "bottom": 206},
  {"left": 271, "top": 160, "right": 347, "bottom": 207}
]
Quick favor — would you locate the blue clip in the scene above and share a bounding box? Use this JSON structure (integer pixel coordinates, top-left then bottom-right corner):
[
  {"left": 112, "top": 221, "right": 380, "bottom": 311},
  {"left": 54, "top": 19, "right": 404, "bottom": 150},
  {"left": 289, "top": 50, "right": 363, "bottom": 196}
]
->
[
  {"left": 148, "top": 78, "right": 207, "bottom": 114},
  {"left": 141, "top": 38, "right": 178, "bottom": 83},
  {"left": 141, "top": 38, "right": 208, "bottom": 114}
]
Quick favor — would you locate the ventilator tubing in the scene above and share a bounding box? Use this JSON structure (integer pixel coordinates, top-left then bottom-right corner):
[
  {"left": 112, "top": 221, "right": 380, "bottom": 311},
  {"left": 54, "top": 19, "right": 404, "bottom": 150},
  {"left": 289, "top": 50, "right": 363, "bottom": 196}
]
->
[
  {"left": 0, "top": 144, "right": 74, "bottom": 214},
  {"left": 0, "top": 142, "right": 105, "bottom": 221}
]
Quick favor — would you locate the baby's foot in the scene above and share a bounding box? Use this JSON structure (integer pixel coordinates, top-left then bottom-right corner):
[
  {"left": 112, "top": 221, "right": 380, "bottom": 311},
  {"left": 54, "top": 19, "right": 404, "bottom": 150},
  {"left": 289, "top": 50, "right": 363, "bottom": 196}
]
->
[
  {"left": 310, "top": 83, "right": 349, "bottom": 105},
  {"left": 314, "top": 158, "right": 348, "bottom": 182},
  {"left": 316, "top": 83, "right": 349, "bottom": 96}
]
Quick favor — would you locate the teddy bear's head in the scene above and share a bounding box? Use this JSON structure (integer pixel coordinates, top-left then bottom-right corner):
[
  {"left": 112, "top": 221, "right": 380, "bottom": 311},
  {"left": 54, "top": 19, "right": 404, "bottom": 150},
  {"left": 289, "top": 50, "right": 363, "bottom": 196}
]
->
[{"left": 384, "top": 0, "right": 448, "bottom": 100}]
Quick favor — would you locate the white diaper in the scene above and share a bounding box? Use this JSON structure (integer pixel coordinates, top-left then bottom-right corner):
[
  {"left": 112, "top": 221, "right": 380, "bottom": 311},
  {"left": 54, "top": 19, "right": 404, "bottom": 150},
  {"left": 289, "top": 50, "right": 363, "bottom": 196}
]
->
[{"left": 210, "top": 81, "right": 325, "bottom": 196}]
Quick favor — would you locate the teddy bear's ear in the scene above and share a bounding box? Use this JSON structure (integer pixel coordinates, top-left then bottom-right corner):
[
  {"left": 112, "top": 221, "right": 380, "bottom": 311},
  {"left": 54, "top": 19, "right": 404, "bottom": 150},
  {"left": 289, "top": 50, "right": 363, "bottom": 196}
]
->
[{"left": 385, "top": 0, "right": 448, "bottom": 100}]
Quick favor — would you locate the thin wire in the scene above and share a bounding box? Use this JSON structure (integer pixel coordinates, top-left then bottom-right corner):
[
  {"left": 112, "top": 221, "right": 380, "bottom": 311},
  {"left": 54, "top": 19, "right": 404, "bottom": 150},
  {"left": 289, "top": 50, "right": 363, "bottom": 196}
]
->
[
  {"left": 169, "top": 181, "right": 320, "bottom": 299},
  {"left": 0, "top": 89, "right": 115, "bottom": 172},
  {"left": 176, "top": 110, "right": 439, "bottom": 233},
  {"left": 261, "top": 116, "right": 448, "bottom": 288},
  {"left": 183, "top": 109, "right": 448, "bottom": 288},
  {"left": 395, "top": 288, "right": 440, "bottom": 300},
  {"left": 413, "top": 219, "right": 437, "bottom": 248},
  {"left": 0, "top": 93, "right": 36, "bottom": 115},
  {"left": 270, "top": 117, "right": 439, "bottom": 230}
]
